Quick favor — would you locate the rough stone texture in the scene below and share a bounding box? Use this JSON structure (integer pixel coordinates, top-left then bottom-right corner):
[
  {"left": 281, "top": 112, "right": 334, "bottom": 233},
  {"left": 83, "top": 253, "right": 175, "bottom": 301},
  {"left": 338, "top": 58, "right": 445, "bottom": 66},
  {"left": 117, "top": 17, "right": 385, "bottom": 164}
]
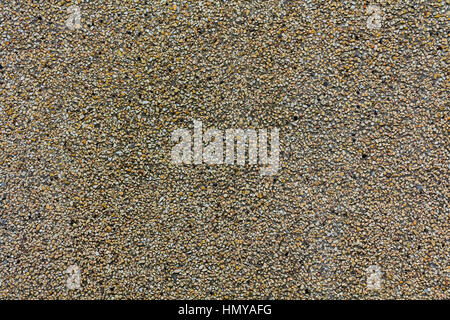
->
[{"left": 0, "top": 0, "right": 448, "bottom": 299}]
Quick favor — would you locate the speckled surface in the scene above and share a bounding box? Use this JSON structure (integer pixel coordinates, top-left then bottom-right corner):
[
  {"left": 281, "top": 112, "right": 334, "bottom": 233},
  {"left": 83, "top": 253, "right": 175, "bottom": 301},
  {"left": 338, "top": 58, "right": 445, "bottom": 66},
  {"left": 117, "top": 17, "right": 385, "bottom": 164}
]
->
[{"left": 0, "top": 1, "right": 448, "bottom": 299}]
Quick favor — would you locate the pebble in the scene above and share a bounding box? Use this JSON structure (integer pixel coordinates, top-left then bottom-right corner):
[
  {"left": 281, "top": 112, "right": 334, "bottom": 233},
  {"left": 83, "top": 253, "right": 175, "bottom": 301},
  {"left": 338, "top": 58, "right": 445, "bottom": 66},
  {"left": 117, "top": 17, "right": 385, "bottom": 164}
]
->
[{"left": 0, "top": 1, "right": 447, "bottom": 299}]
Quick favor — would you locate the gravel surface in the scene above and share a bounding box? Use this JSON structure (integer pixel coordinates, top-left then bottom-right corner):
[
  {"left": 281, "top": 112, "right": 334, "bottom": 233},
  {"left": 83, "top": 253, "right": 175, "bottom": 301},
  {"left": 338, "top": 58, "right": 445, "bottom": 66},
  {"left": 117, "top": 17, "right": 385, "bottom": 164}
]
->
[{"left": 0, "top": 0, "right": 448, "bottom": 299}]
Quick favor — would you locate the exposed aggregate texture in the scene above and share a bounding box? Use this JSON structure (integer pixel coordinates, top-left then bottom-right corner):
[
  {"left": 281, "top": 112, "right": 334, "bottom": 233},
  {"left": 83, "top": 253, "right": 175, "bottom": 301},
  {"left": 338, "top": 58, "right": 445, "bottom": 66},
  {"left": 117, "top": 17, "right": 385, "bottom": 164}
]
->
[{"left": 0, "top": 0, "right": 448, "bottom": 299}]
